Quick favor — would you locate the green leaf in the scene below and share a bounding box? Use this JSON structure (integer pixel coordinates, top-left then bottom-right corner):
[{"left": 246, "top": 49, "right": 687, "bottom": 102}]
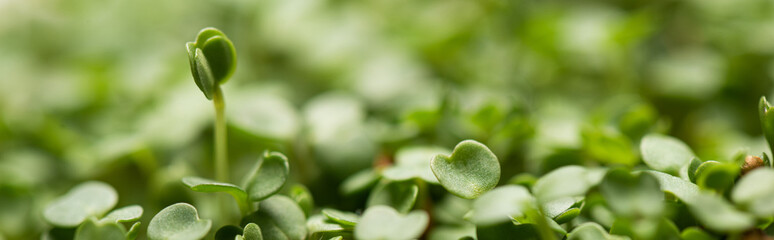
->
[
  {"left": 599, "top": 169, "right": 664, "bottom": 218},
  {"left": 241, "top": 195, "right": 306, "bottom": 240},
  {"left": 182, "top": 176, "right": 250, "bottom": 214},
  {"left": 322, "top": 208, "right": 359, "bottom": 227},
  {"left": 383, "top": 146, "right": 449, "bottom": 184},
  {"left": 554, "top": 208, "right": 580, "bottom": 224},
  {"left": 644, "top": 170, "right": 700, "bottom": 201},
  {"left": 147, "top": 203, "right": 212, "bottom": 240},
  {"left": 340, "top": 169, "right": 380, "bottom": 196},
  {"left": 686, "top": 192, "right": 755, "bottom": 233},
  {"left": 306, "top": 215, "right": 352, "bottom": 240},
  {"left": 242, "top": 223, "right": 263, "bottom": 240},
  {"left": 680, "top": 227, "right": 717, "bottom": 240},
  {"left": 101, "top": 205, "right": 143, "bottom": 223},
  {"left": 431, "top": 140, "right": 500, "bottom": 199},
  {"left": 192, "top": 48, "right": 216, "bottom": 100},
  {"left": 759, "top": 96, "right": 774, "bottom": 154},
  {"left": 243, "top": 151, "right": 290, "bottom": 202},
  {"left": 567, "top": 222, "right": 630, "bottom": 240},
  {"left": 186, "top": 27, "right": 236, "bottom": 99},
  {"left": 74, "top": 218, "right": 126, "bottom": 240},
  {"left": 693, "top": 161, "right": 739, "bottom": 193},
  {"left": 126, "top": 222, "right": 141, "bottom": 240},
  {"left": 533, "top": 166, "right": 606, "bottom": 203},
  {"left": 581, "top": 126, "right": 637, "bottom": 166},
  {"left": 287, "top": 184, "right": 314, "bottom": 217},
  {"left": 366, "top": 180, "right": 419, "bottom": 213},
  {"left": 43, "top": 181, "right": 118, "bottom": 227},
  {"left": 470, "top": 185, "right": 534, "bottom": 226},
  {"left": 541, "top": 197, "right": 576, "bottom": 219},
  {"left": 200, "top": 35, "right": 236, "bottom": 85},
  {"left": 687, "top": 157, "right": 702, "bottom": 183},
  {"left": 732, "top": 168, "right": 774, "bottom": 217},
  {"left": 354, "top": 206, "right": 429, "bottom": 240},
  {"left": 640, "top": 134, "right": 695, "bottom": 176}
]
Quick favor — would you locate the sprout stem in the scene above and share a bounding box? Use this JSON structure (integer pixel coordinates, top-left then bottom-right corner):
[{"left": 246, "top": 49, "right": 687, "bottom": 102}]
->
[{"left": 213, "top": 87, "right": 228, "bottom": 182}]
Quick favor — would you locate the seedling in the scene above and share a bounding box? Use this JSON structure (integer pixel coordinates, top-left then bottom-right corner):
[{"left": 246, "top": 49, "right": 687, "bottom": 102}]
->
[{"left": 186, "top": 27, "right": 237, "bottom": 183}]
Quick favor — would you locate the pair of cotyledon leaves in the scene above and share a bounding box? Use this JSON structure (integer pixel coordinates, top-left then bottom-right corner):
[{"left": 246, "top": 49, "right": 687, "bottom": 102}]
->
[
  {"left": 186, "top": 27, "right": 236, "bottom": 100},
  {"left": 42, "top": 181, "right": 143, "bottom": 240},
  {"left": 182, "top": 151, "right": 290, "bottom": 215},
  {"left": 307, "top": 205, "right": 428, "bottom": 240}
]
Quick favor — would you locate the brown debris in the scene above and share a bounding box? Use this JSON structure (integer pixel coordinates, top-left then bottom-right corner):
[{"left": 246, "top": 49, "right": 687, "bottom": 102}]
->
[{"left": 742, "top": 155, "right": 765, "bottom": 176}]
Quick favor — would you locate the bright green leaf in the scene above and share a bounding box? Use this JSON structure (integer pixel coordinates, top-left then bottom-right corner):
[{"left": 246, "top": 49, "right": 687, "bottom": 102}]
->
[
  {"left": 102, "top": 205, "right": 143, "bottom": 223},
  {"left": 471, "top": 185, "right": 534, "bottom": 226},
  {"left": 431, "top": 140, "right": 500, "bottom": 199},
  {"left": 242, "top": 223, "right": 263, "bottom": 240},
  {"left": 243, "top": 151, "right": 290, "bottom": 202},
  {"left": 759, "top": 96, "right": 774, "bottom": 154},
  {"left": 126, "top": 222, "right": 141, "bottom": 240},
  {"left": 288, "top": 184, "right": 314, "bottom": 217},
  {"left": 340, "top": 169, "right": 381, "bottom": 196},
  {"left": 383, "top": 146, "right": 449, "bottom": 184},
  {"left": 533, "top": 166, "right": 606, "bottom": 203},
  {"left": 182, "top": 176, "right": 250, "bottom": 214},
  {"left": 354, "top": 206, "right": 429, "bottom": 240},
  {"left": 680, "top": 227, "right": 717, "bottom": 240},
  {"left": 567, "top": 222, "right": 630, "bottom": 240},
  {"left": 322, "top": 208, "right": 359, "bottom": 227},
  {"left": 732, "top": 168, "right": 774, "bottom": 217},
  {"left": 640, "top": 134, "right": 695, "bottom": 176},
  {"left": 686, "top": 192, "right": 755, "bottom": 233},
  {"left": 147, "top": 203, "right": 212, "bottom": 240},
  {"left": 366, "top": 180, "right": 419, "bottom": 213},
  {"left": 43, "top": 181, "right": 118, "bottom": 227},
  {"left": 307, "top": 215, "right": 352, "bottom": 240}
]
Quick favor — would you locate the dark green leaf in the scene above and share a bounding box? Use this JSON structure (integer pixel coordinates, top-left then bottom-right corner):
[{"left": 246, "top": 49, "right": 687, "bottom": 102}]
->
[
  {"left": 366, "top": 180, "right": 419, "bottom": 213},
  {"left": 431, "top": 140, "right": 500, "bottom": 199},
  {"left": 214, "top": 225, "right": 242, "bottom": 240},
  {"left": 693, "top": 161, "right": 739, "bottom": 193}
]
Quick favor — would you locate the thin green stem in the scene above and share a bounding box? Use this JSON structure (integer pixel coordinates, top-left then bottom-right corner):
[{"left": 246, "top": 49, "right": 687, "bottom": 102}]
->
[{"left": 213, "top": 87, "right": 228, "bottom": 183}]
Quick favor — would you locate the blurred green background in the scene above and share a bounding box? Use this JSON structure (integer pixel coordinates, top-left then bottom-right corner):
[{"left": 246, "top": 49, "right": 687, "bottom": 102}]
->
[{"left": 1, "top": 0, "right": 773, "bottom": 239}]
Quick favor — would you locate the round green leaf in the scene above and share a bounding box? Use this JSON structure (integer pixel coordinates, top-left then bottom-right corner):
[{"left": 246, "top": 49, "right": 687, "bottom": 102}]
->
[
  {"left": 43, "top": 181, "right": 118, "bottom": 227},
  {"left": 567, "top": 222, "right": 630, "bottom": 240},
  {"left": 431, "top": 140, "right": 500, "bottom": 199},
  {"left": 74, "top": 218, "right": 126, "bottom": 240},
  {"left": 533, "top": 166, "right": 605, "bottom": 203},
  {"left": 242, "top": 223, "right": 263, "bottom": 240},
  {"left": 182, "top": 176, "right": 249, "bottom": 214},
  {"left": 680, "top": 227, "right": 717, "bottom": 240},
  {"left": 383, "top": 146, "right": 449, "bottom": 184},
  {"left": 242, "top": 195, "right": 306, "bottom": 240},
  {"left": 644, "top": 170, "right": 700, "bottom": 201},
  {"left": 640, "top": 134, "right": 695, "bottom": 176},
  {"left": 102, "top": 205, "right": 143, "bottom": 223},
  {"left": 354, "top": 206, "right": 429, "bottom": 240},
  {"left": 554, "top": 208, "right": 580, "bottom": 224},
  {"left": 322, "top": 208, "right": 359, "bottom": 227},
  {"left": 147, "top": 203, "right": 212, "bottom": 240},
  {"left": 366, "top": 180, "right": 419, "bottom": 213},
  {"left": 243, "top": 151, "right": 290, "bottom": 202},
  {"left": 471, "top": 185, "right": 534, "bottom": 226},
  {"left": 732, "top": 168, "right": 774, "bottom": 217}
]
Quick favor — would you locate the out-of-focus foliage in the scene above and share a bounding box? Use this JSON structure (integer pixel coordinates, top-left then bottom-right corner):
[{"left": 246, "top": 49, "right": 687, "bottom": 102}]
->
[{"left": 3, "top": 0, "right": 774, "bottom": 239}]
